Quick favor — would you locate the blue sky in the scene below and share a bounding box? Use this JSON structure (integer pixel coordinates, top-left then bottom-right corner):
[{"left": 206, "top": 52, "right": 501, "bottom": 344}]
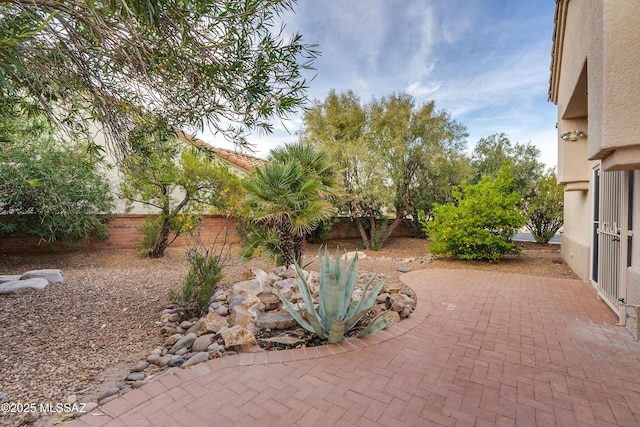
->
[{"left": 206, "top": 0, "right": 559, "bottom": 167}]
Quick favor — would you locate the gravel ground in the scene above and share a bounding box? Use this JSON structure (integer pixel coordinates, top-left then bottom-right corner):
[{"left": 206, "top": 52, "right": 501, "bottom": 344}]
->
[{"left": 0, "top": 237, "right": 577, "bottom": 426}]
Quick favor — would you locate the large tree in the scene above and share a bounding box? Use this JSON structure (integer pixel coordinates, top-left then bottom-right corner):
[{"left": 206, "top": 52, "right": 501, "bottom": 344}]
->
[
  {"left": 0, "top": 0, "right": 317, "bottom": 157},
  {"left": 300, "top": 90, "right": 468, "bottom": 249},
  {"left": 471, "top": 133, "right": 545, "bottom": 198}
]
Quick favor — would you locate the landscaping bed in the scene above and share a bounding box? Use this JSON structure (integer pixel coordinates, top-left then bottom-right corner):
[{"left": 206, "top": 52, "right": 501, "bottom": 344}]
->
[{"left": 0, "top": 237, "right": 576, "bottom": 426}]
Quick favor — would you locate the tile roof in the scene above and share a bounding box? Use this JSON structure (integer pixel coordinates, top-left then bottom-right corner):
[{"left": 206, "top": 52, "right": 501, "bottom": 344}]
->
[{"left": 180, "top": 133, "right": 265, "bottom": 171}]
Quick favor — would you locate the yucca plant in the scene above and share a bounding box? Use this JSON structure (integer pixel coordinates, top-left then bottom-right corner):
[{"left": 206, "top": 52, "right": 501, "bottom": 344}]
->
[{"left": 270, "top": 246, "right": 388, "bottom": 343}]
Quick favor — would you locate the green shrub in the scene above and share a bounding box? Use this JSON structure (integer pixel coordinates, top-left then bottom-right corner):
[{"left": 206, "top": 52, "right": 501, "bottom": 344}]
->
[
  {"left": 270, "top": 246, "right": 388, "bottom": 343},
  {"left": 423, "top": 166, "right": 525, "bottom": 262},
  {"left": 169, "top": 248, "right": 224, "bottom": 319},
  {"left": 137, "top": 217, "right": 162, "bottom": 256},
  {"left": 523, "top": 169, "right": 563, "bottom": 244}
]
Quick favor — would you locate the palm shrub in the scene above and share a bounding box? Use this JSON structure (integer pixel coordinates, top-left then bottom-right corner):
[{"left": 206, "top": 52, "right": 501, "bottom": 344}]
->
[
  {"left": 270, "top": 246, "right": 388, "bottom": 343},
  {"left": 241, "top": 143, "right": 338, "bottom": 266}
]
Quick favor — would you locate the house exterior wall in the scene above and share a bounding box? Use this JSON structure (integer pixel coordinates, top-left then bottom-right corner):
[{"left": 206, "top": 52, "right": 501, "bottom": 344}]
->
[
  {"left": 560, "top": 188, "right": 592, "bottom": 281},
  {"left": 550, "top": 0, "right": 640, "bottom": 338}
]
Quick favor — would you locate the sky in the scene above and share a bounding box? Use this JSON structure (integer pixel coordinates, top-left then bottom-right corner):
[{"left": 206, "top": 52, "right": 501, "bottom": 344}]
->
[{"left": 204, "top": 0, "right": 559, "bottom": 168}]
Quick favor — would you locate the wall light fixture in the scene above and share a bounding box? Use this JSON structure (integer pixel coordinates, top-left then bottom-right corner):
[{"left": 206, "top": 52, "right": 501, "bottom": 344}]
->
[{"left": 560, "top": 130, "right": 586, "bottom": 141}]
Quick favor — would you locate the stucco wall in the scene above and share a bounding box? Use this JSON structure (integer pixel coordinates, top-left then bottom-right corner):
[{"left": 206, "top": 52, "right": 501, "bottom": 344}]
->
[{"left": 560, "top": 187, "right": 593, "bottom": 281}]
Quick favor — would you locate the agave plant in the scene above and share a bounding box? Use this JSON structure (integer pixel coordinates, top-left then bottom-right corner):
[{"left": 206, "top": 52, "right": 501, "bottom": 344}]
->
[{"left": 270, "top": 246, "right": 388, "bottom": 343}]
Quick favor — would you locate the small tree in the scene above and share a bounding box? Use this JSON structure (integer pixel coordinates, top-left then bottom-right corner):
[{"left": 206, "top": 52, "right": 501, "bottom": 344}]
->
[
  {"left": 424, "top": 166, "right": 525, "bottom": 262},
  {"left": 120, "top": 119, "right": 242, "bottom": 258},
  {"left": 523, "top": 169, "right": 564, "bottom": 244},
  {"left": 0, "top": 97, "right": 114, "bottom": 246}
]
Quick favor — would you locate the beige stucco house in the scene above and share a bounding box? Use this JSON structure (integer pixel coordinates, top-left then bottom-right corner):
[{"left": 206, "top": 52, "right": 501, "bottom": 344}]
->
[{"left": 549, "top": 0, "right": 640, "bottom": 337}]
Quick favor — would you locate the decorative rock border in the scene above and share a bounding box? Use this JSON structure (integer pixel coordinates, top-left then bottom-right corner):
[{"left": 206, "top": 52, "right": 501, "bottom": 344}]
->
[{"left": 91, "top": 264, "right": 423, "bottom": 412}]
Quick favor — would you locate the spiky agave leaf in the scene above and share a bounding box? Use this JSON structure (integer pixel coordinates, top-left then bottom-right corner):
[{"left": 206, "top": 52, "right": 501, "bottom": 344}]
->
[
  {"left": 355, "top": 314, "right": 389, "bottom": 338},
  {"left": 328, "top": 318, "right": 345, "bottom": 344},
  {"left": 268, "top": 285, "right": 321, "bottom": 336},
  {"left": 344, "top": 274, "right": 386, "bottom": 332}
]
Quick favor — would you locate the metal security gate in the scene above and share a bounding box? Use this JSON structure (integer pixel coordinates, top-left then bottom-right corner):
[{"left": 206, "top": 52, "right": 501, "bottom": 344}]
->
[{"left": 593, "top": 168, "right": 625, "bottom": 313}]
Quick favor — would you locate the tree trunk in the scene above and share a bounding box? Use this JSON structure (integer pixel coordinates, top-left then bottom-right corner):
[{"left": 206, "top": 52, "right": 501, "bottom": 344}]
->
[
  {"left": 367, "top": 209, "right": 377, "bottom": 249},
  {"left": 379, "top": 211, "right": 405, "bottom": 248},
  {"left": 293, "top": 234, "right": 304, "bottom": 265},
  {"left": 149, "top": 215, "right": 171, "bottom": 258},
  {"left": 278, "top": 225, "right": 296, "bottom": 267},
  {"left": 350, "top": 202, "right": 370, "bottom": 249}
]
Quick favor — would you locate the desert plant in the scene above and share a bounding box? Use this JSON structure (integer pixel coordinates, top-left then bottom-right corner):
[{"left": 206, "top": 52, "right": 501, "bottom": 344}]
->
[
  {"left": 241, "top": 143, "right": 338, "bottom": 266},
  {"left": 270, "top": 246, "right": 388, "bottom": 343},
  {"left": 168, "top": 228, "right": 228, "bottom": 318}
]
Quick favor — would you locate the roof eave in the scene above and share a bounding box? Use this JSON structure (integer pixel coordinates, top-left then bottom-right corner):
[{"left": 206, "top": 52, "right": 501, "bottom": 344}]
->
[{"left": 549, "top": 0, "right": 569, "bottom": 104}]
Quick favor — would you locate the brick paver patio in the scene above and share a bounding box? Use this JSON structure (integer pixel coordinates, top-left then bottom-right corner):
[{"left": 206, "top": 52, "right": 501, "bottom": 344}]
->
[{"left": 70, "top": 269, "right": 640, "bottom": 426}]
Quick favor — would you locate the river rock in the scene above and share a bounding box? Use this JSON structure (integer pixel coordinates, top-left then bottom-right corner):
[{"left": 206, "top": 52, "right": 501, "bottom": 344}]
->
[
  {"left": 21, "top": 269, "right": 65, "bottom": 283},
  {"left": 180, "top": 321, "right": 193, "bottom": 329},
  {"left": 342, "top": 251, "right": 367, "bottom": 260},
  {"left": 130, "top": 361, "right": 149, "bottom": 372},
  {"left": 168, "top": 357, "right": 185, "bottom": 367},
  {"left": 388, "top": 294, "right": 405, "bottom": 312},
  {"left": 0, "top": 275, "right": 21, "bottom": 284},
  {"left": 186, "top": 321, "right": 201, "bottom": 335},
  {"left": 169, "top": 333, "right": 197, "bottom": 354},
  {"left": 97, "top": 387, "right": 120, "bottom": 402},
  {"left": 126, "top": 372, "right": 145, "bottom": 382},
  {"left": 192, "top": 334, "right": 215, "bottom": 352},
  {"left": 165, "top": 333, "right": 183, "bottom": 347},
  {"left": 182, "top": 352, "right": 209, "bottom": 367},
  {"left": 255, "top": 312, "right": 297, "bottom": 330},
  {"left": 400, "top": 306, "right": 412, "bottom": 319},
  {"left": 221, "top": 325, "right": 258, "bottom": 349},
  {"left": 158, "top": 354, "right": 175, "bottom": 367},
  {"left": 216, "top": 305, "right": 229, "bottom": 316}
]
